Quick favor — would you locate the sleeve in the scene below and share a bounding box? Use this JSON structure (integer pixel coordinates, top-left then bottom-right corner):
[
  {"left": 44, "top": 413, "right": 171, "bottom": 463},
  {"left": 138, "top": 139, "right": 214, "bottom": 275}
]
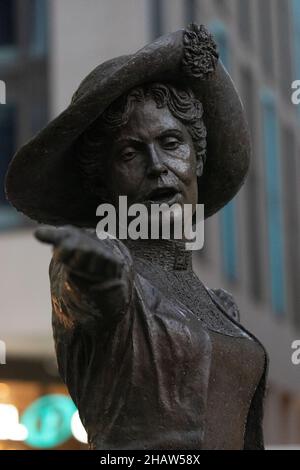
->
[{"left": 49, "top": 238, "right": 134, "bottom": 336}]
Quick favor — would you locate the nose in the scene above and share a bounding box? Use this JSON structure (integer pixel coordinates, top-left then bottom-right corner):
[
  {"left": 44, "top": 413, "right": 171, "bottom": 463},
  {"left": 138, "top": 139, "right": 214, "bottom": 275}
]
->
[{"left": 146, "top": 144, "right": 168, "bottom": 178}]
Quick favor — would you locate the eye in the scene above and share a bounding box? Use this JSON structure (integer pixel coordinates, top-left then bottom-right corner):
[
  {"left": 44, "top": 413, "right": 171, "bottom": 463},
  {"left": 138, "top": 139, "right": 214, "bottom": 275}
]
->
[
  {"left": 119, "top": 148, "right": 137, "bottom": 161},
  {"left": 161, "top": 137, "right": 182, "bottom": 150}
]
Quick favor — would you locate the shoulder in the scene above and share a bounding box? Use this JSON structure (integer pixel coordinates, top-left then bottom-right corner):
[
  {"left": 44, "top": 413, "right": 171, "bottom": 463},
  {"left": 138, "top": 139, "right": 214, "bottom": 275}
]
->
[{"left": 206, "top": 287, "right": 241, "bottom": 323}]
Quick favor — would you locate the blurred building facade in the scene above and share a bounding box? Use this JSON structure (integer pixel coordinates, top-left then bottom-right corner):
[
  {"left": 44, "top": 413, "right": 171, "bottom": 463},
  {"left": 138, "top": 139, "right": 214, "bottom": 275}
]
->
[{"left": 1, "top": 0, "right": 300, "bottom": 448}]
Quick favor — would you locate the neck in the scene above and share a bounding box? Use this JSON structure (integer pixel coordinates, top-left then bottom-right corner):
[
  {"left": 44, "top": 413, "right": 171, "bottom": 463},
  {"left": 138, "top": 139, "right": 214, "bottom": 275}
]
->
[{"left": 124, "top": 238, "right": 193, "bottom": 271}]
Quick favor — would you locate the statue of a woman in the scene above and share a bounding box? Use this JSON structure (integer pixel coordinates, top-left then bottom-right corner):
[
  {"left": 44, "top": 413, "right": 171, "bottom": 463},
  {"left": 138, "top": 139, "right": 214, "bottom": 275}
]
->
[{"left": 5, "top": 24, "right": 268, "bottom": 450}]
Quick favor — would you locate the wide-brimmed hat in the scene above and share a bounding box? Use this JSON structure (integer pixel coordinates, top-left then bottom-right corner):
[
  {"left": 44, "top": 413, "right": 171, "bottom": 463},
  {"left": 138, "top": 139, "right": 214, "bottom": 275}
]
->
[{"left": 5, "top": 24, "right": 250, "bottom": 226}]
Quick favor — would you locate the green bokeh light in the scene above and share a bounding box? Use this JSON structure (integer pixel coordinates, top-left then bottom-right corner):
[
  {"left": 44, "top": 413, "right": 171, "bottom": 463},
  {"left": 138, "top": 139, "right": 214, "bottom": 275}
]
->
[{"left": 21, "top": 394, "right": 77, "bottom": 448}]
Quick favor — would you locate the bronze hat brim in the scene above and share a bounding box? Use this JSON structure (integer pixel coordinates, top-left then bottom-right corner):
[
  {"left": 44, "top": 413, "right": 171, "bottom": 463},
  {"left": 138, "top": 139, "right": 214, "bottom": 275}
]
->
[{"left": 5, "top": 26, "right": 250, "bottom": 227}]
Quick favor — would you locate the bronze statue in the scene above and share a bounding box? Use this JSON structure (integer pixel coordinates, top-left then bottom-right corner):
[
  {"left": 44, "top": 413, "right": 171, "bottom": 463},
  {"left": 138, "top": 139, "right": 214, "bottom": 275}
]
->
[{"left": 5, "top": 24, "right": 268, "bottom": 450}]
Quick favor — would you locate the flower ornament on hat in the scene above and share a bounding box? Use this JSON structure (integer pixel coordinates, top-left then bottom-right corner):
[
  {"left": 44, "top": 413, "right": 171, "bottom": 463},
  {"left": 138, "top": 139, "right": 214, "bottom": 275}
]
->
[{"left": 182, "top": 23, "right": 219, "bottom": 79}]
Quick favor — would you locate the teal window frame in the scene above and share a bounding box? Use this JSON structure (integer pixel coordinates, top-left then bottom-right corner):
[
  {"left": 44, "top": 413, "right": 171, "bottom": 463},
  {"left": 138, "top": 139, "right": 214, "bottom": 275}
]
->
[
  {"left": 0, "top": 103, "right": 24, "bottom": 230},
  {"left": 291, "top": 0, "right": 300, "bottom": 120},
  {"left": 261, "top": 90, "right": 285, "bottom": 315},
  {"left": 292, "top": 0, "right": 300, "bottom": 79},
  {"left": 210, "top": 21, "right": 238, "bottom": 282},
  {"left": 29, "top": 0, "right": 48, "bottom": 57},
  {"left": 0, "top": 0, "right": 17, "bottom": 64}
]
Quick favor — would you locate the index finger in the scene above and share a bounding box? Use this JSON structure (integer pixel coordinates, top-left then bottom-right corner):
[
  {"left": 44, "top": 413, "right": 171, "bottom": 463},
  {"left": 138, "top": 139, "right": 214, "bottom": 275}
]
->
[{"left": 34, "top": 226, "right": 72, "bottom": 247}]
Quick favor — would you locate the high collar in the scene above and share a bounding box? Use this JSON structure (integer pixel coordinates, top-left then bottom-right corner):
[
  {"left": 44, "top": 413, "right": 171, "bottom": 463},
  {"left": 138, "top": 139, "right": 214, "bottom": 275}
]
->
[{"left": 124, "top": 238, "right": 193, "bottom": 271}]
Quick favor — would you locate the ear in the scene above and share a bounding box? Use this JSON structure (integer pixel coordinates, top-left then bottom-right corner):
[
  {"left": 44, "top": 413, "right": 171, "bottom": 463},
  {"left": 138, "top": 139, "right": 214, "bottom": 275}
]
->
[{"left": 196, "top": 157, "right": 204, "bottom": 177}]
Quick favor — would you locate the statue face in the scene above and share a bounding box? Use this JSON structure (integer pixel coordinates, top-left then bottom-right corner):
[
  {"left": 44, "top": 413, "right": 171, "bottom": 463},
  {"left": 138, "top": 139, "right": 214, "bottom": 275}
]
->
[{"left": 107, "top": 99, "right": 199, "bottom": 213}]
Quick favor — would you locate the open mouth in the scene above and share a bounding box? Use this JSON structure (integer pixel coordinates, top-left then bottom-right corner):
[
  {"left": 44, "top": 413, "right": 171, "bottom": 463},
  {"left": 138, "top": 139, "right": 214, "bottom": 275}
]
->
[{"left": 146, "top": 187, "right": 180, "bottom": 204}]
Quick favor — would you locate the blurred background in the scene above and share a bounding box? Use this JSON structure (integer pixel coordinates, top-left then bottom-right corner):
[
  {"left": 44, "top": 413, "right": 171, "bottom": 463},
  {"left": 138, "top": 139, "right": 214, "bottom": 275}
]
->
[{"left": 0, "top": 0, "right": 300, "bottom": 450}]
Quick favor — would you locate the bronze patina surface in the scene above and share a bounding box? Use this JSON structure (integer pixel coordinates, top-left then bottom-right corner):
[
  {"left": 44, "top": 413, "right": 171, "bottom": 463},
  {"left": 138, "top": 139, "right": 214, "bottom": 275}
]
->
[{"left": 5, "top": 24, "right": 268, "bottom": 450}]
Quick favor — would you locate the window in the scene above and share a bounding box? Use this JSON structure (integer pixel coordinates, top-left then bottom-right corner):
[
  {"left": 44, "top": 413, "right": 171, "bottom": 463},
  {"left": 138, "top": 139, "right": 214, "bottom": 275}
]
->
[
  {"left": 184, "top": 0, "right": 197, "bottom": 24},
  {"left": 0, "top": 105, "right": 16, "bottom": 204},
  {"left": 211, "top": 23, "right": 229, "bottom": 68},
  {"left": 240, "top": 67, "right": 263, "bottom": 300},
  {"left": 276, "top": 0, "right": 292, "bottom": 99},
  {"left": 0, "top": 104, "right": 24, "bottom": 229},
  {"left": 149, "top": 0, "right": 164, "bottom": 39},
  {"left": 0, "top": 0, "right": 16, "bottom": 46},
  {"left": 261, "top": 92, "right": 285, "bottom": 315},
  {"left": 210, "top": 22, "right": 238, "bottom": 282},
  {"left": 257, "top": 0, "right": 274, "bottom": 79},
  {"left": 220, "top": 203, "right": 238, "bottom": 281},
  {"left": 29, "top": 0, "right": 48, "bottom": 56},
  {"left": 292, "top": 0, "right": 300, "bottom": 79},
  {"left": 237, "top": 0, "right": 252, "bottom": 45},
  {"left": 281, "top": 126, "right": 300, "bottom": 325}
]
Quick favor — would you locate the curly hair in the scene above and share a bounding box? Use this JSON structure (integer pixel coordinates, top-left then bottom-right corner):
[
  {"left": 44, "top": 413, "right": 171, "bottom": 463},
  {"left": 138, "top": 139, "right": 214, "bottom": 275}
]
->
[{"left": 77, "top": 82, "right": 207, "bottom": 199}]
